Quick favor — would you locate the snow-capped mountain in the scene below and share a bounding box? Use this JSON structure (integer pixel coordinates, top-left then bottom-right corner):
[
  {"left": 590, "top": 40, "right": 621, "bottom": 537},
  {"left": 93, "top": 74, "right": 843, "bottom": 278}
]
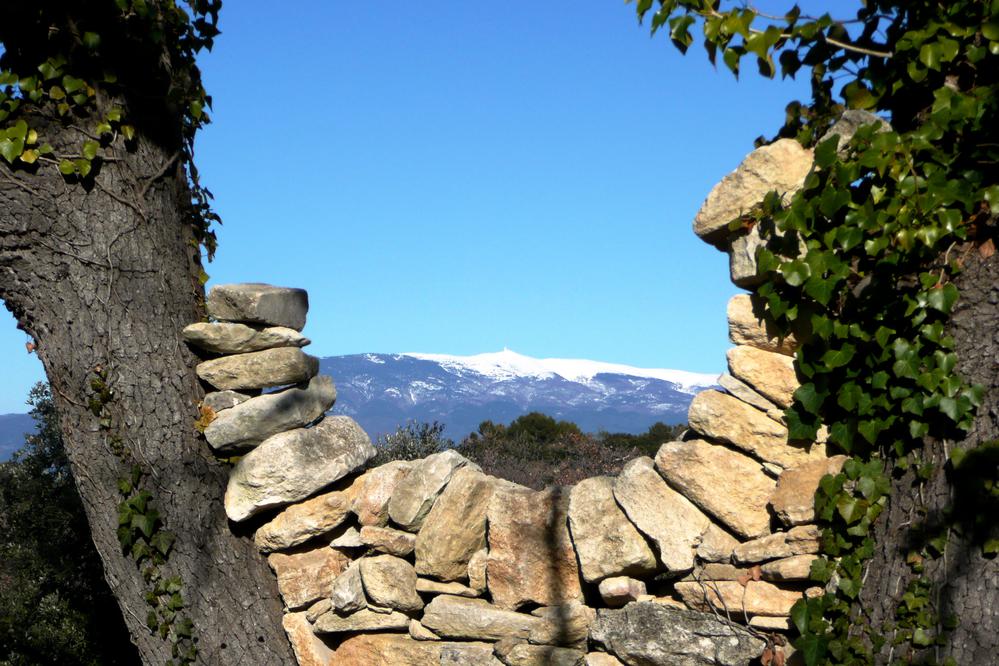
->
[{"left": 322, "top": 349, "right": 719, "bottom": 441}]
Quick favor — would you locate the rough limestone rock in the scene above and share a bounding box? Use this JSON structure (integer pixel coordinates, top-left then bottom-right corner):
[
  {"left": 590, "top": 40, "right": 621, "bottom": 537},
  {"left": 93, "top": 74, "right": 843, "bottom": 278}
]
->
[
  {"left": 486, "top": 486, "right": 583, "bottom": 609},
  {"left": 196, "top": 347, "right": 319, "bottom": 391},
  {"left": 409, "top": 619, "right": 440, "bottom": 641},
  {"left": 416, "top": 578, "right": 480, "bottom": 597},
  {"left": 727, "top": 294, "right": 797, "bottom": 356},
  {"left": 360, "top": 525, "right": 416, "bottom": 557},
  {"left": 225, "top": 416, "right": 375, "bottom": 521},
  {"left": 441, "top": 643, "right": 503, "bottom": 665},
  {"left": 568, "top": 476, "right": 657, "bottom": 583},
  {"left": 468, "top": 548, "right": 488, "bottom": 592},
  {"left": 696, "top": 524, "right": 740, "bottom": 562},
  {"left": 528, "top": 601, "right": 595, "bottom": 647},
  {"left": 585, "top": 654, "right": 625, "bottom": 666},
  {"left": 820, "top": 109, "right": 890, "bottom": 152},
  {"left": 749, "top": 615, "right": 793, "bottom": 631},
  {"left": 359, "top": 555, "right": 424, "bottom": 613},
  {"left": 613, "top": 457, "right": 710, "bottom": 574},
  {"left": 206, "top": 283, "right": 309, "bottom": 331},
  {"left": 267, "top": 544, "right": 351, "bottom": 610},
  {"left": 599, "top": 577, "right": 648, "bottom": 608},
  {"left": 420, "top": 595, "right": 543, "bottom": 641},
  {"left": 201, "top": 389, "right": 253, "bottom": 413},
  {"left": 674, "top": 580, "right": 811, "bottom": 617},
  {"left": 281, "top": 612, "right": 335, "bottom": 666},
  {"left": 182, "top": 321, "right": 310, "bottom": 354},
  {"left": 693, "top": 138, "right": 813, "bottom": 245},
  {"left": 760, "top": 554, "right": 817, "bottom": 581},
  {"left": 328, "top": 634, "right": 441, "bottom": 665},
  {"left": 203, "top": 374, "right": 335, "bottom": 452},
  {"left": 727, "top": 345, "right": 798, "bottom": 409},
  {"left": 331, "top": 562, "right": 367, "bottom": 613},
  {"left": 732, "top": 525, "right": 821, "bottom": 564},
  {"left": 352, "top": 461, "right": 414, "bottom": 526},
  {"left": 655, "top": 439, "right": 774, "bottom": 539},
  {"left": 717, "top": 373, "right": 778, "bottom": 413},
  {"left": 415, "top": 467, "right": 501, "bottom": 580},
  {"left": 495, "top": 641, "right": 586, "bottom": 666},
  {"left": 330, "top": 525, "right": 364, "bottom": 548},
  {"left": 388, "top": 450, "right": 478, "bottom": 531},
  {"left": 253, "top": 488, "right": 353, "bottom": 552},
  {"left": 306, "top": 598, "right": 332, "bottom": 623},
  {"left": 687, "top": 390, "right": 825, "bottom": 469},
  {"left": 590, "top": 602, "right": 765, "bottom": 666},
  {"left": 770, "top": 455, "right": 849, "bottom": 525},
  {"left": 312, "top": 608, "right": 410, "bottom": 633}
]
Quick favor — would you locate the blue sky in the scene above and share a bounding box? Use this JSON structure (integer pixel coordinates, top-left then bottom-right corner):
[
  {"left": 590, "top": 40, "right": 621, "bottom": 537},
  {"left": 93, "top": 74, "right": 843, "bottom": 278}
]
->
[{"left": 0, "top": 1, "right": 828, "bottom": 413}]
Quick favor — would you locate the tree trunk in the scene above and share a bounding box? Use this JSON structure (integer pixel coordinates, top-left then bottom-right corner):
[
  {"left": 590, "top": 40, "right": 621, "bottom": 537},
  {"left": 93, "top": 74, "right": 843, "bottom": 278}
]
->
[
  {"left": 0, "top": 117, "right": 295, "bottom": 664},
  {"left": 860, "top": 248, "right": 999, "bottom": 664}
]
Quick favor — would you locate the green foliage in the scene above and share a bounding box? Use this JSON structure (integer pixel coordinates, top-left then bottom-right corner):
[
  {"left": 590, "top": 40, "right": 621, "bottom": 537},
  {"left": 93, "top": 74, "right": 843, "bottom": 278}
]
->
[
  {"left": 0, "top": 383, "right": 139, "bottom": 666},
  {"left": 630, "top": 1, "right": 997, "bottom": 663}
]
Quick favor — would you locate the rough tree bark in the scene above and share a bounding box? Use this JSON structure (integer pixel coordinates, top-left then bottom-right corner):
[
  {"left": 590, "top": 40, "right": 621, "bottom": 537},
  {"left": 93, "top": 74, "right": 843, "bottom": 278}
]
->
[
  {"left": 860, "top": 249, "right": 999, "bottom": 664},
  {"left": 0, "top": 113, "right": 295, "bottom": 663}
]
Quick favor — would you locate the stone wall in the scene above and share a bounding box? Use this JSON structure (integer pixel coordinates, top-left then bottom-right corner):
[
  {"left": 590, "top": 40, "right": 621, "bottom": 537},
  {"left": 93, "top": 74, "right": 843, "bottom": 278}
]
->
[{"left": 181, "top": 126, "right": 871, "bottom": 665}]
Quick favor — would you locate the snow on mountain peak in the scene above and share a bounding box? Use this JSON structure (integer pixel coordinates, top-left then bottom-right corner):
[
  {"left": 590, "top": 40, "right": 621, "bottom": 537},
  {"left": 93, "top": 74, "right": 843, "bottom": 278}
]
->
[{"left": 402, "top": 349, "right": 719, "bottom": 394}]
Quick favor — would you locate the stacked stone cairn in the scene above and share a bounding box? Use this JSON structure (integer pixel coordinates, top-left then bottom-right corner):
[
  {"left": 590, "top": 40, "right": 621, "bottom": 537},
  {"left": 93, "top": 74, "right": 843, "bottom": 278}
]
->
[{"left": 180, "top": 113, "right": 880, "bottom": 666}]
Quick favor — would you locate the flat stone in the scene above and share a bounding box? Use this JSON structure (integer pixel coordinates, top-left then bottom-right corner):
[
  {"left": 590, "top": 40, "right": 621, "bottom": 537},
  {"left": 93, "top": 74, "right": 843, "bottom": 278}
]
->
[
  {"left": 416, "top": 468, "right": 502, "bottom": 581},
  {"left": 306, "top": 598, "right": 332, "bottom": 623},
  {"left": 655, "top": 439, "right": 774, "bottom": 539},
  {"left": 729, "top": 223, "right": 808, "bottom": 288},
  {"left": 182, "top": 321, "right": 310, "bottom": 354},
  {"left": 421, "top": 595, "right": 543, "bottom": 642},
  {"left": 360, "top": 525, "right": 416, "bottom": 557},
  {"left": 696, "top": 524, "right": 740, "bottom": 562},
  {"left": 727, "top": 294, "right": 797, "bottom": 356},
  {"left": 613, "top": 457, "right": 710, "bottom": 574},
  {"left": 196, "top": 347, "right": 318, "bottom": 391},
  {"left": 267, "top": 544, "right": 352, "bottom": 610},
  {"left": 727, "top": 345, "right": 798, "bottom": 409},
  {"left": 313, "top": 608, "right": 410, "bottom": 633},
  {"left": 598, "top": 577, "right": 647, "bottom": 608},
  {"left": 468, "top": 548, "right": 488, "bottom": 593},
  {"left": 591, "top": 602, "right": 764, "bottom": 666},
  {"left": 528, "top": 601, "right": 595, "bottom": 647},
  {"left": 253, "top": 489, "right": 353, "bottom": 552},
  {"left": 732, "top": 525, "right": 821, "bottom": 564},
  {"left": 496, "top": 642, "right": 585, "bottom": 666},
  {"left": 225, "top": 416, "right": 374, "bottom": 521},
  {"left": 330, "top": 525, "right": 364, "bottom": 548},
  {"left": 331, "top": 561, "right": 367, "bottom": 613},
  {"left": 352, "top": 461, "right": 414, "bottom": 526},
  {"left": 687, "top": 390, "right": 825, "bottom": 469},
  {"left": 770, "top": 455, "right": 848, "bottom": 525},
  {"left": 674, "top": 580, "right": 808, "bottom": 617},
  {"left": 568, "top": 476, "right": 657, "bottom": 583},
  {"left": 206, "top": 283, "right": 309, "bottom": 330},
  {"left": 760, "top": 554, "right": 817, "bottom": 581},
  {"left": 487, "top": 486, "right": 583, "bottom": 609},
  {"left": 417, "top": 578, "right": 480, "bottom": 597},
  {"left": 201, "top": 389, "right": 253, "bottom": 413},
  {"left": 718, "top": 373, "right": 778, "bottom": 413},
  {"left": 204, "top": 374, "right": 336, "bottom": 453},
  {"left": 329, "top": 634, "right": 441, "bottom": 665},
  {"left": 749, "top": 615, "right": 794, "bottom": 631},
  {"left": 441, "top": 643, "right": 504, "bottom": 665},
  {"left": 281, "top": 611, "right": 335, "bottom": 666},
  {"left": 359, "top": 554, "right": 424, "bottom": 613},
  {"left": 820, "top": 109, "right": 890, "bottom": 153},
  {"left": 693, "top": 138, "right": 813, "bottom": 245},
  {"left": 388, "top": 450, "right": 478, "bottom": 531},
  {"left": 408, "top": 619, "right": 440, "bottom": 641},
  {"left": 585, "top": 654, "right": 624, "bottom": 666}
]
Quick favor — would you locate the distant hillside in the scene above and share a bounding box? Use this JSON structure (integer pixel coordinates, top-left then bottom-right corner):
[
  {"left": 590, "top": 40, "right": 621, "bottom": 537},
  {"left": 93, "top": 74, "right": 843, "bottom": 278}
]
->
[{"left": 0, "top": 413, "right": 36, "bottom": 462}]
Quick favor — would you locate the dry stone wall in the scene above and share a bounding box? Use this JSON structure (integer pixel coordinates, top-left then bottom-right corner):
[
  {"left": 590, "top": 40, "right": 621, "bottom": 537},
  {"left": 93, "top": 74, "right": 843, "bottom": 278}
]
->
[{"left": 181, "top": 126, "right": 873, "bottom": 664}]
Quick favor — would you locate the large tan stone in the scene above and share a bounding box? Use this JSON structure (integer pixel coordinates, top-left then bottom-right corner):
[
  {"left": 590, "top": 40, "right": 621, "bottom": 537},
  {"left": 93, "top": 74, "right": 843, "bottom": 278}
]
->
[
  {"left": 352, "top": 461, "right": 413, "bottom": 526},
  {"left": 732, "top": 525, "right": 821, "bottom": 564},
  {"left": 770, "top": 455, "right": 848, "bottom": 525},
  {"left": 598, "top": 577, "right": 647, "bottom": 608},
  {"left": 727, "top": 294, "right": 797, "bottom": 356},
  {"left": 718, "top": 373, "right": 778, "bottom": 413},
  {"left": 225, "top": 416, "right": 374, "bottom": 521},
  {"left": 207, "top": 283, "right": 309, "bottom": 330},
  {"left": 281, "top": 611, "right": 334, "bottom": 666},
  {"left": 528, "top": 601, "right": 595, "bottom": 647},
  {"left": 696, "top": 523, "right": 740, "bottom": 562},
  {"left": 417, "top": 578, "right": 480, "bottom": 597},
  {"left": 331, "top": 561, "right": 366, "bottom": 613},
  {"left": 468, "top": 548, "right": 488, "bottom": 592},
  {"left": 416, "top": 468, "right": 500, "bottom": 581},
  {"left": 421, "top": 595, "right": 543, "bottom": 641},
  {"left": 182, "top": 321, "right": 309, "bottom": 354},
  {"left": 487, "top": 486, "right": 582, "bottom": 609},
  {"left": 694, "top": 138, "right": 813, "bottom": 244},
  {"left": 655, "top": 439, "right": 774, "bottom": 539},
  {"left": 267, "top": 544, "right": 352, "bottom": 610},
  {"left": 388, "top": 450, "right": 478, "bottom": 531},
  {"left": 568, "top": 477, "right": 657, "bottom": 583},
  {"left": 496, "top": 641, "right": 586, "bottom": 666},
  {"left": 313, "top": 608, "right": 410, "bottom": 633},
  {"left": 253, "top": 489, "right": 353, "bottom": 552},
  {"left": 196, "top": 347, "right": 318, "bottom": 391},
  {"left": 360, "top": 525, "right": 416, "bottom": 557},
  {"left": 330, "top": 634, "right": 441, "bottom": 666},
  {"left": 727, "top": 345, "right": 798, "bottom": 409},
  {"left": 687, "top": 390, "right": 825, "bottom": 469},
  {"left": 359, "top": 555, "right": 424, "bottom": 613},
  {"left": 674, "top": 580, "right": 810, "bottom": 617},
  {"left": 585, "top": 654, "right": 624, "bottom": 666},
  {"left": 613, "top": 457, "right": 710, "bottom": 574},
  {"left": 441, "top": 643, "right": 503, "bottom": 665},
  {"left": 760, "top": 554, "right": 817, "bottom": 581}
]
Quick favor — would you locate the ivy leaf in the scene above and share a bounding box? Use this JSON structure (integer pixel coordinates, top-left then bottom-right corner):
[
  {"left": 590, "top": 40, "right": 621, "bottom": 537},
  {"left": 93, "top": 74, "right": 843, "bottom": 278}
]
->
[
  {"left": 927, "top": 283, "right": 959, "bottom": 314},
  {"left": 0, "top": 138, "right": 22, "bottom": 163},
  {"left": 151, "top": 530, "right": 176, "bottom": 556},
  {"left": 82, "top": 140, "right": 99, "bottom": 161},
  {"left": 790, "top": 599, "right": 810, "bottom": 634},
  {"left": 821, "top": 343, "right": 856, "bottom": 369},
  {"left": 794, "top": 632, "right": 825, "bottom": 666}
]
